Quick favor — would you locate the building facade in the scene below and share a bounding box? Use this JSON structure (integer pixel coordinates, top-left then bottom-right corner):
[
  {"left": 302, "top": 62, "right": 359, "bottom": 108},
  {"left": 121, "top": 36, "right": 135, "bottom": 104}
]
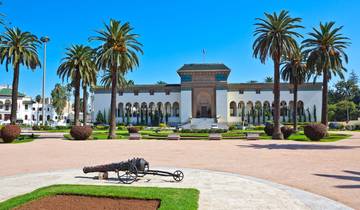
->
[
  {"left": 92, "top": 64, "right": 322, "bottom": 128},
  {"left": 0, "top": 85, "right": 70, "bottom": 126}
]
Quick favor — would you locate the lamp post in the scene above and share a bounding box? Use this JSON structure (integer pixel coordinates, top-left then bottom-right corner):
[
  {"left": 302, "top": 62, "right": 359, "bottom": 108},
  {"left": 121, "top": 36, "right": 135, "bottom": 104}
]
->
[{"left": 40, "top": 36, "right": 50, "bottom": 126}]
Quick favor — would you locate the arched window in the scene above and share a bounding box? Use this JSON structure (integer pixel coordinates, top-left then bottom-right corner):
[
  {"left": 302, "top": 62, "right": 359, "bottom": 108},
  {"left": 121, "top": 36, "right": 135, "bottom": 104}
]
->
[
  {"left": 47, "top": 115, "right": 51, "bottom": 121},
  {"left": 157, "top": 102, "right": 163, "bottom": 113},
  {"left": 229, "top": 101, "right": 237, "bottom": 116},
  {"left": 165, "top": 102, "right": 171, "bottom": 115},
  {"left": 125, "top": 103, "right": 132, "bottom": 117},
  {"left": 149, "top": 102, "right": 155, "bottom": 114},
  {"left": 280, "top": 101, "right": 287, "bottom": 116},
  {"left": 172, "top": 102, "right": 179, "bottom": 117},
  {"left": 133, "top": 102, "right": 140, "bottom": 116},
  {"left": 25, "top": 115, "right": 28, "bottom": 120},
  {"left": 5, "top": 100, "right": 11, "bottom": 111},
  {"left": 246, "top": 101, "right": 253, "bottom": 111},
  {"left": 39, "top": 115, "right": 43, "bottom": 121},
  {"left": 297, "top": 101, "right": 304, "bottom": 115},
  {"left": 117, "top": 103, "right": 124, "bottom": 117}
]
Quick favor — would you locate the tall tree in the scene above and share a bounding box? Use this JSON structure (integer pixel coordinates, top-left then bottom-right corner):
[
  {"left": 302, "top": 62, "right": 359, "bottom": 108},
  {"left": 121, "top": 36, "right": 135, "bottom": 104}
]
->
[
  {"left": 81, "top": 51, "right": 97, "bottom": 125},
  {"left": 264, "top": 76, "right": 273, "bottom": 83},
  {"left": 57, "top": 45, "right": 95, "bottom": 126},
  {"left": 156, "top": 80, "right": 167, "bottom": 84},
  {"left": 35, "top": 95, "right": 41, "bottom": 124},
  {"left": 51, "top": 84, "right": 67, "bottom": 120},
  {"left": 91, "top": 20, "right": 143, "bottom": 139},
  {"left": 281, "top": 46, "right": 309, "bottom": 130},
  {"left": 302, "top": 22, "right": 350, "bottom": 126},
  {"left": 253, "top": 10, "right": 303, "bottom": 139},
  {"left": 0, "top": 27, "right": 41, "bottom": 124}
]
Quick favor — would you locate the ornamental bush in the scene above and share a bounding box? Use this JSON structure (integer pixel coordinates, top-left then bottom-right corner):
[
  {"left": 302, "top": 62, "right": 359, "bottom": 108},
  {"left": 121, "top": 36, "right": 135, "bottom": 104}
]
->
[
  {"left": 1, "top": 125, "right": 21, "bottom": 143},
  {"left": 281, "top": 126, "right": 294, "bottom": 139},
  {"left": 264, "top": 123, "right": 274, "bottom": 136},
  {"left": 70, "top": 126, "right": 93, "bottom": 140},
  {"left": 127, "top": 126, "right": 139, "bottom": 133},
  {"left": 304, "top": 123, "right": 327, "bottom": 141}
]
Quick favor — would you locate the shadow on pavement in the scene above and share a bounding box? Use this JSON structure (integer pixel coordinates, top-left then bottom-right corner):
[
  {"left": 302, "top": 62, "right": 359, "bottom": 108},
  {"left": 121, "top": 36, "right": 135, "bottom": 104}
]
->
[{"left": 314, "top": 170, "right": 360, "bottom": 189}]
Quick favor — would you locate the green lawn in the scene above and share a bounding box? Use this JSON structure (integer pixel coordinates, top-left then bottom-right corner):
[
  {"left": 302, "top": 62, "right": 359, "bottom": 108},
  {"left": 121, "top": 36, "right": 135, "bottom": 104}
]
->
[
  {"left": 287, "top": 132, "right": 350, "bottom": 142},
  {"left": 62, "top": 128, "right": 350, "bottom": 142},
  {"left": 0, "top": 184, "right": 199, "bottom": 210},
  {"left": 0, "top": 134, "right": 39, "bottom": 144}
]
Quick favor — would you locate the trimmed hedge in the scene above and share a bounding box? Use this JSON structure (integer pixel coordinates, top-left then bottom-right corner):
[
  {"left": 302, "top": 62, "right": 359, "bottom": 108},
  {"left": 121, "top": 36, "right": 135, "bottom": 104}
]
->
[
  {"left": 304, "top": 123, "right": 327, "bottom": 141},
  {"left": 264, "top": 123, "right": 274, "bottom": 136},
  {"left": 70, "top": 126, "right": 93, "bottom": 140},
  {"left": 1, "top": 125, "right": 21, "bottom": 143},
  {"left": 281, "top": 126, "right": 294, "bottom": 139},
  {"left": 180, "top": 129, "right": 228, "bottom": 133},
  {"left": 127, "top": 126, "right": 139, "bottom": 133}
]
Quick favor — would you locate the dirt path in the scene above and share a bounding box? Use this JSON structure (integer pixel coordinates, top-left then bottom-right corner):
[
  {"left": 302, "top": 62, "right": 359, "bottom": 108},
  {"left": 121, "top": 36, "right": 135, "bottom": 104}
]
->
[{"left": 1, "top": 132, "right": 359, "bottom": 208}]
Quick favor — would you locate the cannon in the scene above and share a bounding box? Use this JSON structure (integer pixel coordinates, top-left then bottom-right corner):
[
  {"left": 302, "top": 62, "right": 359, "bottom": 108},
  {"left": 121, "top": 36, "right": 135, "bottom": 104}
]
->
[{"left": 83, "top": 158, "right": 184, "bottom": 184}]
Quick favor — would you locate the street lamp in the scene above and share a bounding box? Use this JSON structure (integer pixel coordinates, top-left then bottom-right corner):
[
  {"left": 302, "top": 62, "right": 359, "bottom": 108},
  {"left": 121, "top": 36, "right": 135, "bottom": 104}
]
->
[{"left": 40, "top": 36, "right": 50, "bottom": 126}]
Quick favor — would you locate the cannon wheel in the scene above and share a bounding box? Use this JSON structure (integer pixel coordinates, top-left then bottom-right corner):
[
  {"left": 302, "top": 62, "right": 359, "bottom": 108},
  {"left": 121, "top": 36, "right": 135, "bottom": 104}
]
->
[
  {"left": 173, "top": 170, "right": 184, "bottom": 182},
  {"left": 117, "top": 165, "right": 138, "bottom": 184},
  {"left": 138, "top": 164, "right": 149, "bottom": 177}
]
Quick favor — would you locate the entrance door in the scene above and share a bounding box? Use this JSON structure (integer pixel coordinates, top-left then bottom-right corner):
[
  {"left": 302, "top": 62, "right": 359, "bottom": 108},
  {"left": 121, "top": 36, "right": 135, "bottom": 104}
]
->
[{"left": 201, "top": 106, "right": 208, "bottom": 118}]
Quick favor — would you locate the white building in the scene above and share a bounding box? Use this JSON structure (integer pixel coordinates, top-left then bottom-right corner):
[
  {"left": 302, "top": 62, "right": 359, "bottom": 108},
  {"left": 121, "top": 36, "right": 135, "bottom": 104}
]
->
[
  {"left": 0, "top": 85, "right": 70, "bottom": 126},
  {"left": 92, "top": 64, "right": 322, "bottom": 129}
]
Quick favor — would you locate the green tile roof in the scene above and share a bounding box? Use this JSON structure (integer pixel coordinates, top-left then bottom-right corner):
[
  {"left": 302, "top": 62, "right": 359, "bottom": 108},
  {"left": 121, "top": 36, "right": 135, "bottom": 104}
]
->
[
  {"left": 178, "top": 63, "right": 230, "bottom": 72},
  {"left": 0, "top": 88, "right": 25, "bottom": 97}
]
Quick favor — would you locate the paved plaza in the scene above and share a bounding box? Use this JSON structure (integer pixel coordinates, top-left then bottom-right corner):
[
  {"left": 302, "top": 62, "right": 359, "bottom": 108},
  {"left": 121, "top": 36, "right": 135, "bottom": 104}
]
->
[{"left": 0, "top": 132, "right": 359, "bottom": 209}]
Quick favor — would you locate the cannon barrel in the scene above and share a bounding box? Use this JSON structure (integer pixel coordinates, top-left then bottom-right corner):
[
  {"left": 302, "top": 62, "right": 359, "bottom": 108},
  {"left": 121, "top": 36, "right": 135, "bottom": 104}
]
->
[{"left": 83, "top": 158, "right": 149, "bottom": 174}]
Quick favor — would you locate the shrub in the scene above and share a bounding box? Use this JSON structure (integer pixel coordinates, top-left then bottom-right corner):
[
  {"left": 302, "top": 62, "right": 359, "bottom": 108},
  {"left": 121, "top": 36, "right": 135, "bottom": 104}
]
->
[
  {"left": 228, "top": 125, "right": 237, "bottom": 130},
  {"left": 304, "top": 124, "right": 327, "bottom": 141},
  {"left": 1, "top": 125, "right": 21, "bottom": 143},
  {"left": 253, "top": 125, "right": 265, "bottom": 131},
  {"left": 159, "top": 123, "right": 167, "bottom": 128},
  {"left": 127, "top": 126, "right": 139, "bottom": 133},
  {"left": 117, "top": 125, "right": 126, "bottom": 130},
  {"left": 95, "top": 125, "right": 109, "bottom": 130},
  {"left": 70, "top": 126, "right": 92, "bottom": 140},
  {"left": 264, "top": 123, "right": 274, "bottom": 136},
  {"left": 281, "top": 126, "right": 294, "bottom": 139}
]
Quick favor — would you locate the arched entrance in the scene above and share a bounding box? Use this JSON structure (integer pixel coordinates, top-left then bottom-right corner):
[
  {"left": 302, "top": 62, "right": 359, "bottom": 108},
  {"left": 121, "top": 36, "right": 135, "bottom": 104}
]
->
[{"left": 192, "top": 88, "right": 215, "bottom": 118}]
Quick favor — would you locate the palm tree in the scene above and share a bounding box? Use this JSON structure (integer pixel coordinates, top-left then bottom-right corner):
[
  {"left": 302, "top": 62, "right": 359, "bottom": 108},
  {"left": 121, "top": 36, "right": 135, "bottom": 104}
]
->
[
  {"left": 253, "top": 10, "right": 303, "bottom": 139},
  {"left": 264, "top": 77, "right": 273, "bottom": 83},
  {"left": 57, "top": 45, "right": 95, "bottom": 126},
  {"left": 281, "top": 47, "right": 309, "bottom": 131},
  {"left": 0, "top": 27, "right": 41, "bottom": 124},
  {"left": 90, "top": 19, "right": 143, "bottom": 139},
  {"left": 81, "top": 52, "right": 97, "bottom": 126},
  {"left": 302, "top": 22, "right": 350, "bottom": 126},
  {"left": 100, "top": 69, "right": 133, "bottom": 89}
]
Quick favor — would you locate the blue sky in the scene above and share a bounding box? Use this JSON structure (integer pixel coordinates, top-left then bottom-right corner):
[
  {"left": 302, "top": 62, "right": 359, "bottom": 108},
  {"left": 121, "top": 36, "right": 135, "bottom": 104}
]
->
[{"left": 0, "top": 0, "right": 359, "bottom": 97}]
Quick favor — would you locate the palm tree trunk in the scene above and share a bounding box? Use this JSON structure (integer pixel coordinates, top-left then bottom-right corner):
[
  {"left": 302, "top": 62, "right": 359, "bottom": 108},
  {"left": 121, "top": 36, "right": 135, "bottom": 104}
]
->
[
  {"left": 74, "top": 72, "right": 81, "bottom": 126},
  {"left": 82, "top": 85, "right": 87, "bottom": 126},
  {"left": 108, "top": 67, "right": 117, "bottom": 139},
  {"left": 293, "top": 82, "right": 298, "bottom": 132},
  {"left": 272, "top": 58, "right": 284, "bottom": 139},
  {"left": 321, "top": 69, "right": 328, "bottom": 126},
  {"left": 10, "top": 64, "right": 20, "bottom": 125}
]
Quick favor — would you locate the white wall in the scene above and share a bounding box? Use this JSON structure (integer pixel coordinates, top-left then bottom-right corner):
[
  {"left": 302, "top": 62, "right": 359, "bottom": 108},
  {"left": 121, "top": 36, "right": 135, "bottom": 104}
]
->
[
  {"left": 216, "top": 89, "right": 228, "bottom": 123},
  {"left": 226, "top": 90, "right": 322, "bottom": 124},
  {"left": 180, "top": 90, "right": 192, "bottom": 123},
  {"left": 93, "top": 91, "right": 181, "bottom": 123}
]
